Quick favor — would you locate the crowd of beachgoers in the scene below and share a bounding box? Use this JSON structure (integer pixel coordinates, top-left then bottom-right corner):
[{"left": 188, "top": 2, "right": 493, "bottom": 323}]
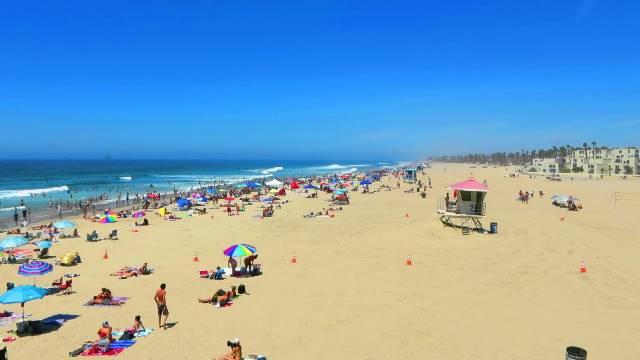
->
[{"left": 0, "top": 167, "right": 420, "bottom": 359}]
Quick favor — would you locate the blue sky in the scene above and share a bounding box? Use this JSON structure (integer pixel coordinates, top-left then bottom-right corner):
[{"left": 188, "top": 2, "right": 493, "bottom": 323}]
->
[{"left": 0, "top": 0, "right": 639, "bottom": 160}]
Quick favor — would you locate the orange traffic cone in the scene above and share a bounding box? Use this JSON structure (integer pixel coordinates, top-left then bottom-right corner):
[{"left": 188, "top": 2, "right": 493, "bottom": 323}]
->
[
  {"left": 580, "top": 261, "right": 587, "bottom": 273},
  {"left": 103, "top": 250, "right": 109, "bottom": 260},
  {"left": 291, "top": 255, "right": 297, "bottom": 264},
  {"left": 193, "top": 254, "right": 199, "bottom": 262},
  {"left": 405, "top": 256, "right": 413, "bottom": 266}
]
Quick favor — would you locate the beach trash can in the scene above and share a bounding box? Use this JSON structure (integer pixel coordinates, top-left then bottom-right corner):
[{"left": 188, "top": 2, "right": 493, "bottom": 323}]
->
[
  {"left": 6, "top": 282, "right": 14, "bottom": 291},
  {"left": 490, "top": 222, "right": 498, "bottom": 234},
  {"left": 566, "top": 346, "right": 587, "bottom": 360}
]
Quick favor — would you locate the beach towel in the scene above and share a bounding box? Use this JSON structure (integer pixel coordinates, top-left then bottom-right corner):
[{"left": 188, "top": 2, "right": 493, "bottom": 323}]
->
[
  {"left": 112, "top": 328, "right": 153, "bottom": 338},
  {"left": 83, "top": 297, "right": 128, "bottom": 307},
  {"left": 81, "top": 347, "right": 126, "bottom": 356},
  {"left": 0, "top": 313, "right": 30, "bottom": 327}
]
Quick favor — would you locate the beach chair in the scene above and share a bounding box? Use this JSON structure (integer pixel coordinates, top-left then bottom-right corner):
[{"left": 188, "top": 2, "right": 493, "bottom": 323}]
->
[
  {"left": 199, "top": 270, "right": 210, "bottom": 278},
  {"left": 57, "top": 279, "right": 73, "bottom": 295},
  {"left": 108, "top": 230, "right": 118, "bottom": 240}
]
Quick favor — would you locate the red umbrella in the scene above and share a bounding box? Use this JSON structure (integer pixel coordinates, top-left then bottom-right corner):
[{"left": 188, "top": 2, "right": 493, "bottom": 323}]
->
[
  {"left": 147, "top": 193, "right": 159, "bottom": 199},
  {"left": 224, "top": 196, "right": 235, "bottom": 202},
  {"left": 290, "top": 182, "right": 299, "bottom": 189}
]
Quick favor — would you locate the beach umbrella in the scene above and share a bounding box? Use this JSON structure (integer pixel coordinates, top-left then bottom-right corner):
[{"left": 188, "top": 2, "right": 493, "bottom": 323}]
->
[
  {"left": 198, "top": 196, "right": 208, "bottom": 203},
  {"left": 99, "top": 214, "right": 117, "bottom": 223},
  {"left": 0, "top": 236, "right": 28, "bottom": 251},
  {"left": 265, "top": 179, "right": 282, "bottom": 187},
  {"left": 207, "top": 188, "right": 219, "bottom": 195},
  {"left": 0, "top": 285, "right": 48, "bottom": 322},
  {"left": 18, "top": 261, "right": 53, "bottom": 282},
  {"left": 53, "top": 220, "right": 76, "bottom": 229},
  {"left": 303, "top": 184, "right": 318, "bottom": 190},
  {"left": 360, "top": 179, "right": 372, "bottom": 185},
  {"left": 223, "top": 244, "right": 257, "bottom": 257},
  {"left": 132, "top": 211, "right": 145, "bottom": 218},
  {"left": 36, "top": 241, "right": 53, "bottom": 249},
  {"left": 224, "top": 196, "right": 235, "bottom": 202}
]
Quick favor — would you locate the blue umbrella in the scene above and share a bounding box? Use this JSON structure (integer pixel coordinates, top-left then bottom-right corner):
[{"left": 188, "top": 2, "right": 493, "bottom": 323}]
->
[
  {"left": 0, "top": 285, "right": 48, "bottom": 321},
  {"left": 53, "top": 220, "right": 76, "bottom": 229},
  {"left": 245, "top": 182, "right": 261, "bottom": 188},
  {"left": 207, "top": 188, "right": 218, "bottom": 194},
  {"left": 198, "top": 196, "right": 208, "bottom": 203},
  {"left": 335, "top": 189, "right": 347, "bottom": 195},
  {"left": 176, "top": 198, "right": 190, "bottom": 207},
  {"left": 0, "top": 236, "right": 28, "bottom": 250},
  {"left": 36, "top": 241, "right": 53, "bottom": 249},
  {"left": 360, "top": 179, "right": 372, "bottom": 185},
  {"left": 303, "top": 184, "right": 318, "bottom": 190}
]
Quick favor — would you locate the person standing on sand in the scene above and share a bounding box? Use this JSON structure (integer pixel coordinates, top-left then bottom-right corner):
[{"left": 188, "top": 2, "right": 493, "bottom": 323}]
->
[{"left": 154, "top": 283, "right": 169, "bottom": 329}]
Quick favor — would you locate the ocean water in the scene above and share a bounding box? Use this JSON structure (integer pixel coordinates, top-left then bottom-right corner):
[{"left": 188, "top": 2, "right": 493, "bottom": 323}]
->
[{"left": 0, "top": 159, "right": 397, "bottom": 225}]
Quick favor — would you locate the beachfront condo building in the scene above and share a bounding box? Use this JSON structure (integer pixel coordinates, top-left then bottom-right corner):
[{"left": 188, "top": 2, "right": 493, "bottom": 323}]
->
[{"left": 530, "top": 147, "right": 640, "bottom": 175}]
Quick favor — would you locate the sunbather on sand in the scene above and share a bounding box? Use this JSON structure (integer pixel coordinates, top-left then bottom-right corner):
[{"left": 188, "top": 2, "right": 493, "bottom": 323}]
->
[
  {"left": 89, "top": 321, "right": 113, "bottom": 353},
  {"left": 111, "top": 263, "right": 150, "bottom": 278},
  {"left": 217, "top": 339, "right": 242, "bottom": 360},
  {"left": 88, "top": 288, "right": 113, "bottom": 304},
  {"left": 119, "top": 315, "right": 145, "bottom": 340}
]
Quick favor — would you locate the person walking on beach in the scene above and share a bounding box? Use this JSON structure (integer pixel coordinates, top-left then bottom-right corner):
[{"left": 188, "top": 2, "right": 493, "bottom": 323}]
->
[
  {"left": 57, "top": 204, "right": 62, "bottom": 219},
  {"left": 154, "top": 283, "right": 169, "bottom": 329},
  {"left": 22, "top": 208, "right": 27, "bottom": 222},
  {"left": 13, "top": 208, "right": 19, "bottom": 227},
  {"left": 428, "top": 177, "right": 432, "bottom": 188}
]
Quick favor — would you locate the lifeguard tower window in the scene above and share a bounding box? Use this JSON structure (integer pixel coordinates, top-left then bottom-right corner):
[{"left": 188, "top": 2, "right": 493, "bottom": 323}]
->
[{"left": 460, "top": 191, "right": 471, "bottom": 201}]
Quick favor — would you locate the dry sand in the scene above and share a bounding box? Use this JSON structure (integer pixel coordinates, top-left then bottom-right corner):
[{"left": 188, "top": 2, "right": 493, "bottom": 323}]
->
[{"left": 2, "top": 163, "right": 640, "bottom": 359}]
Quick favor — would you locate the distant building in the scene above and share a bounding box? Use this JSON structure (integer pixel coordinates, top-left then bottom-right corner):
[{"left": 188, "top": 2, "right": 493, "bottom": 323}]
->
[
  {"left": 531, "top": 147, "right": 639, "bottom": 175},
  {"left": 531, "top": 157, "right": 564, "bottom": 174}
]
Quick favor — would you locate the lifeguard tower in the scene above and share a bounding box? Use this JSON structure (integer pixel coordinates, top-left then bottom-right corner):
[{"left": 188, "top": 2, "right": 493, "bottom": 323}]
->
[
  {"left": 437, "top": 177, "right": 488, "bottom": 231},
  {"left": 403, "top": 168, "right": 417, "bottom": 183}
]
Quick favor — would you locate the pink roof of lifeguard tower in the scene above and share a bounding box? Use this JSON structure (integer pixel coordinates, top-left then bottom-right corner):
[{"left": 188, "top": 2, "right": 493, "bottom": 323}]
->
[{"left": 447, "top": 177, "right": 489, "bottom": 192}]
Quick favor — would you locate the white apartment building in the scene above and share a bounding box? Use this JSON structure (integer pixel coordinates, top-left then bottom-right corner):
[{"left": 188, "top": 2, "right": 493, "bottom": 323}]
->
[
  {"left": 531, "top": 147, "right": 639, "bottom": 175},
  {"left": 531, "top": 157, "right": 563, "bottom": 174}
]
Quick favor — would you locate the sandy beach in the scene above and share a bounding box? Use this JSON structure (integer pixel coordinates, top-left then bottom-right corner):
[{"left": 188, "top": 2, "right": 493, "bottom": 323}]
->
[{"left": 2, "top": 163, "right": 639, "bottom": 359}]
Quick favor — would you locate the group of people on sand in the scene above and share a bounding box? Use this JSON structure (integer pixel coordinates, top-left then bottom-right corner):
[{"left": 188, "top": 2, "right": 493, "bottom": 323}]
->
[
  {"left": 89, "top": 315, "right": 146, "bottom": 353},
  {"left": 199, "top": 286, "right": 238, "bottom": 307},
  {"left": 88, "top": 288, "right": 113, "bottom": 305},
  {"left": 228, "top": 254, "right": 259, "bottom": 276}
]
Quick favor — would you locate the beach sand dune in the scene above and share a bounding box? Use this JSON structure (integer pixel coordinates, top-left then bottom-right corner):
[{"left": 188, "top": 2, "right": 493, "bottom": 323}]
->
[{"left": 2, "top": 163, "right": 640, "bottom": 359}]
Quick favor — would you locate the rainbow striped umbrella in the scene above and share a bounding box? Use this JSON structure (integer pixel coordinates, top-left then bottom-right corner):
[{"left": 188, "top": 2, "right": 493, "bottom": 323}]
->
[
  {"left": 223, "top": 244, "right": 257, "bottom": 257},
  {"left": 99, "top": 213, "right": 117, "bottom": 223}
]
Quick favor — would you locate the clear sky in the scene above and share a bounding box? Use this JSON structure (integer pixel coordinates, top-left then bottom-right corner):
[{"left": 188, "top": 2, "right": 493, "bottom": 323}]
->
[{"left": 1, "top": 0, "right": 639, "bottom": 160}]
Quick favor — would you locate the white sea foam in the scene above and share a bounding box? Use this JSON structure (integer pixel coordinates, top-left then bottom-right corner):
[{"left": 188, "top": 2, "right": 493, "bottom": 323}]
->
[
  {"left": 0, "top": 206, "right": 26, "bottom": 212},
  {"left": 260, "top": 166, "right": 284, "bottom": 175},
  {"left": 0, "top": 186, "right": 70, "bottom": 199},
  {"left": 119, "top": 176, "right": 133, "bottom": 181}
]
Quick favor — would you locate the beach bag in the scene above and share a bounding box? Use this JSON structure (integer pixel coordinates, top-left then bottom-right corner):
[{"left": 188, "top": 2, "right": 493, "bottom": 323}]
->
[{"left": 238, "top": 284, "right": 246, "bottom": 294}]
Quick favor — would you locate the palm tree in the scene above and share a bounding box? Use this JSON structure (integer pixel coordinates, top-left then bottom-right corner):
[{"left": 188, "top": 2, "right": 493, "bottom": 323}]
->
[
  {"left": 583, "top": 142, "right": 589, "bottom": 159},
  {"left": 591, "top": 141, "right": 597, "bottom": 156}
]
